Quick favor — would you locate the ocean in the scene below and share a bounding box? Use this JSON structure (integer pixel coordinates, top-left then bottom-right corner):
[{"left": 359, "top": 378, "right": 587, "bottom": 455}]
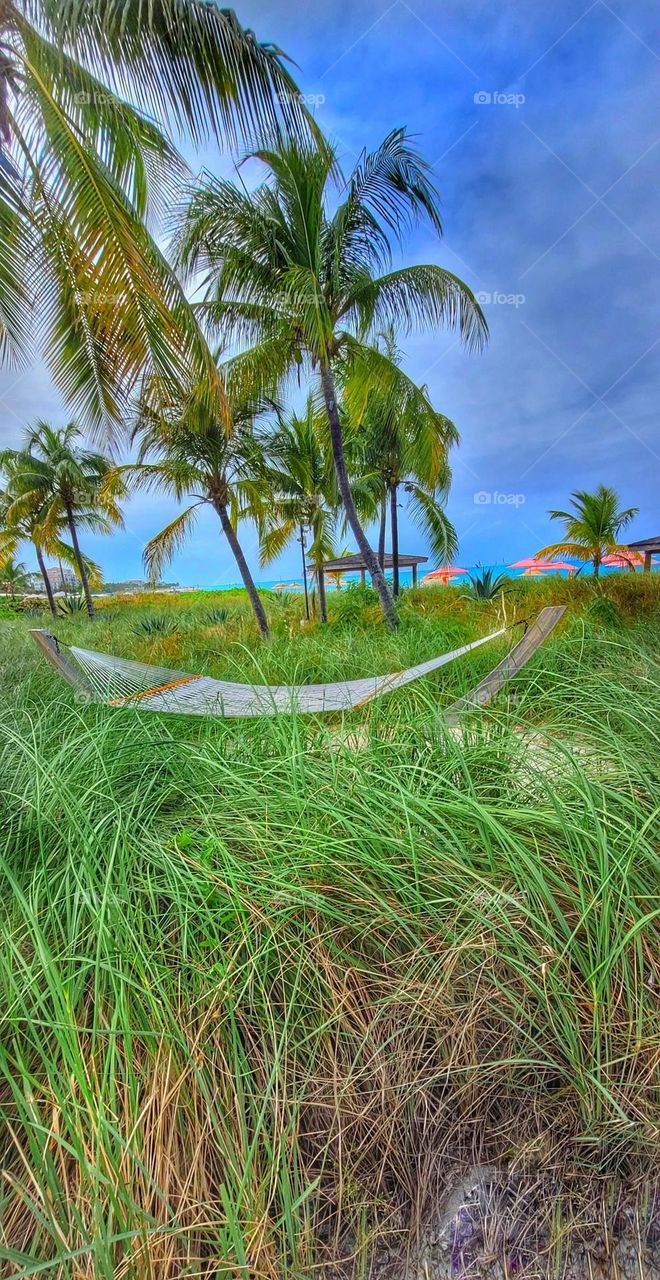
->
[{"left": 199, "top": 561, "right": 654, "bottom": 593}]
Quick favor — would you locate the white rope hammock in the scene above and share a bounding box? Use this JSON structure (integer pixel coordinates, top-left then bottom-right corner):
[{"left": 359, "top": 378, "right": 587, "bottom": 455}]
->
[
  {"left": 32, "top": 626, "right": 508, "bottom": 717},
  {"left": 31, "top": 608, "right": 565, "bottom": 720}
]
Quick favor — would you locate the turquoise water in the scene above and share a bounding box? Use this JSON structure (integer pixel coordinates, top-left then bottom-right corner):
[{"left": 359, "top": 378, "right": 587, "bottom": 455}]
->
[{"left": 202, "top": 562, "right": 655, "bottom": 592}]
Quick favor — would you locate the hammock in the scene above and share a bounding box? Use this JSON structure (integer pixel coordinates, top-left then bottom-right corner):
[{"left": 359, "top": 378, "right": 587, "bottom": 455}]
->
[{"left": 30, "top": 607, "right": 565, "bottom": 720}]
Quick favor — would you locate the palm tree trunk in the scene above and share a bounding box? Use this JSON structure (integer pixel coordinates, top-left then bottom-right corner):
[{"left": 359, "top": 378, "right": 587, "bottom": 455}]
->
[
  {"left": 316, "top": 562, "right": 328, "bottom": 623},
  {"left": 214, "top": 501, "right": 269, "bottom": 638},
  {"left": 378, "top": 496, "right": 387, "bottom": 570},
  {"left": 593, "top": 555, "right": 600, "bottom": 578},
  {"left": 319, "top": 363, "right": 398, "bottom": 630},
  {"left": 65, "top": 504, "right": 95, "bottom": 619},
  {"left": 300, "top": 523, "right": 310, "bottom": 620},
  {"left": 35, "top": 543, "right": 57, "bottom": 618},
  {"left": 390, "top": 483, "right": 400, "bottom": 596}
]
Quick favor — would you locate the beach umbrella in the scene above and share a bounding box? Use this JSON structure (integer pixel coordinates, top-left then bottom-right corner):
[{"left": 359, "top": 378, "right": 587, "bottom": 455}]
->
[
  {"left": 601, "top": 552, "right": 643, "bottom": 569},
  {"left": 510, "top": 557, "right": 575, "bottom": 574},
  {"left": 421, "top": 566, "right": 468, "bottom": 585}
]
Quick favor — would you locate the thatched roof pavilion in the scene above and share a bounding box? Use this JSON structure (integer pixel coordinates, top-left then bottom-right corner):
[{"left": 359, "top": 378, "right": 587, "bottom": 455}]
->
[{"left": 626, "top": 536, "right": 660, "bottom": 572}]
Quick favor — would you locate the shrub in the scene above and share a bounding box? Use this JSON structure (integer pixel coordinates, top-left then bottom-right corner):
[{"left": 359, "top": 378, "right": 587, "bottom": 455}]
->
[{"left": 333, "top": 582, "right": 379, "bottom": 624}]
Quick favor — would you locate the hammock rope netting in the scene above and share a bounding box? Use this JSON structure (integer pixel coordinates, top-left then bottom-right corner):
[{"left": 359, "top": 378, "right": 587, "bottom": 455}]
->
[{"left": 31, "top": 607, "right": 565, "bottom": 719}]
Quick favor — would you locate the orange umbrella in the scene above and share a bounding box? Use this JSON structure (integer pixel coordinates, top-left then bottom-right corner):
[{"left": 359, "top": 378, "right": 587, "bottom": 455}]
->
[{"left": 421, "top": 566, "right": 468, "bottom": 585}]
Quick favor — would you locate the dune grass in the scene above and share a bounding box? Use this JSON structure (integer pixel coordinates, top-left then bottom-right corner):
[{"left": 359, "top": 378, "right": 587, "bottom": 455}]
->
[{"left": 0, "top": 579, "right": 659, "bottom": 1276}]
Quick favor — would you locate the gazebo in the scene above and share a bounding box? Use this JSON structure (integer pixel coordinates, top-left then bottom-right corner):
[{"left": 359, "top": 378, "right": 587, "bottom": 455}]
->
[
  {"left": 313, "top": 552, "right": 428, "bottom": 591},
  {"left": 625, "top": 536, "right": 660, "bottom": 573}
]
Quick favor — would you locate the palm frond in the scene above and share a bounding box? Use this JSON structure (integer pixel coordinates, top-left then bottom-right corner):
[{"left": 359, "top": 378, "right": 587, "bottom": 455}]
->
[
  {"left": 23, "top": 0, "right": 321, "bottom": 148},
  {"left": 345, "top": 128, "right": 444, "bottom": 240},
  {"left": 143, "top": 503, "right": 202, "bottom": 581},
  {"left": 349, "top": 265, "right": 488, "bottom": 351},
  {"left": 406, "top": 482, "right": 458, "bottom": 565}
]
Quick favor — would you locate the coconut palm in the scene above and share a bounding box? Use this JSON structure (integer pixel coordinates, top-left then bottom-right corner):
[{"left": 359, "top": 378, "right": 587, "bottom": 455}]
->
[
  {"left": 350, "top": 330, "right": 459, "bottom": 595},
  {"left": 259, "top": 399, "right": 338, "bottom": 622},
  {"left": 1, "top": 422, "right": 124, "bottom": 617},
  {"left": 0, "top": 1, "right": 314, "bottom": 433},
  {"left": 537, "top": 486, "right": 638, "bottom": 578},
  {"left": 175, "top": 129, "right": 487, "bottom": 629},
  {"left": 0, "top": 557, "right": 29, "bottom": 598},
  {"left": 0, "top": 463, "right": 101, "bottom": 616},
  {"left": 122, "top": 380, "right": 274, "bottom": 638}
]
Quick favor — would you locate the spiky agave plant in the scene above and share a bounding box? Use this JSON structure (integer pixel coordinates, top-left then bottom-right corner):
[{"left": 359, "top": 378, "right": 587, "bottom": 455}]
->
[
  {"left": 131, "top": 614, "right": 179, "bottom": 636},
  {"left": 464, "top": 567, "right": 512, "bottom": 600}
]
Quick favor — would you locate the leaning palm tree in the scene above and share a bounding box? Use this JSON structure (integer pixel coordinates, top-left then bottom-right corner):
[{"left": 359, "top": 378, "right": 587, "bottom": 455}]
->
[
  {"left": 0, "top": 2, "right": 315, "bottom": 433},
  {"left": 259, "top": 400, "right": 339, "bottom": 623},
  {"left": 2, "top": 422, "right": 124, "bottom": 617},
  {"left": 121, "top": 380, "right": 274, "bottom": 638},
  {"left": 537, "top": 486, "right": 638, "bottom": 578},
  {"left": 0, "top": 463, "right": 100, "bottom": 617},
  {"left": 351, "top": 330, "right": 459, "bottom": 595},
  {"left": 175, "top": 130, "right": 487, "bottom": 629}
]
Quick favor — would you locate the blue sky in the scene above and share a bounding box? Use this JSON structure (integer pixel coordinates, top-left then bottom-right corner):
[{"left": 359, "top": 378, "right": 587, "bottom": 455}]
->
[{"left": 1, "top": 0, "right": 659, "bottom": 583}]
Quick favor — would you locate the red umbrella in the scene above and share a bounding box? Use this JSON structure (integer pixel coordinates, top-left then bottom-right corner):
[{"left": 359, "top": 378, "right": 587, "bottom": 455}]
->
[
  {"left": 510, "top": 557, "right": 575, "bottom": 573},
  {"left": 601, "top": 552, "right": 643, "bottom": 569},
  {"left": 421, "top": 566, "right": 468, "bottom": 585}
]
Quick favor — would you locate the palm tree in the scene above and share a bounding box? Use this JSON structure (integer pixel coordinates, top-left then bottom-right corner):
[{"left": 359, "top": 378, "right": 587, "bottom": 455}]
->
[
  {"left": 122, "top": 381, "right": 274, "bottom": 638},
  {"left": 2, "top": 422, "right": 124, "bottom": 617},
  {"left": 351, "top": 330, "right": 459, "bottom": 596},
  {"left": 259, "top": 398, "right": 341, "bottom": 623},
  {"left": 175, "top": 130, "right": 487, "bottom": 629},
  {"left": 0, "top": 557, "right": 29, "bottom": 599},
  {"left": 0, "top": 463, "right": 99, "bottom": 617},
  {"left": 537, "top": 486, "right": 638, "bottom": 578},
  {"left": 0, "top": 2, "right": 315, "bottom": 433}
]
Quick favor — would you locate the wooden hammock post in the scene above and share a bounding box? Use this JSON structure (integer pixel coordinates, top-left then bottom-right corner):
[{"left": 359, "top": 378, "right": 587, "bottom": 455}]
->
[
  {"left": 444, "top": 606, "right": 566, "bottom": 726},
  {"left": 30, "top": 630, "right": 94, "bottom": 697}
]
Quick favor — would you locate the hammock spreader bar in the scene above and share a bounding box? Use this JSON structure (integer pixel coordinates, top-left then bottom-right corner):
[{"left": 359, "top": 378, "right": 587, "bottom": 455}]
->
[{"left": 30, "top": 607, "right": 565, "bottom": 720}]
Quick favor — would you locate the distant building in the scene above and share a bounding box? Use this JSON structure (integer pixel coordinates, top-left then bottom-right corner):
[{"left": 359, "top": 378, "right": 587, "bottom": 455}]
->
[{"left": 45, "top": 566, "right": 78, "bottom": 591}]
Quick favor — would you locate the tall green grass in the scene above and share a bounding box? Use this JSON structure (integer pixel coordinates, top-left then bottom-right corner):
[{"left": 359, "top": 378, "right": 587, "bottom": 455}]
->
[{"left": 0, "top": 588, "right": 659, "bottom": 1276}]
